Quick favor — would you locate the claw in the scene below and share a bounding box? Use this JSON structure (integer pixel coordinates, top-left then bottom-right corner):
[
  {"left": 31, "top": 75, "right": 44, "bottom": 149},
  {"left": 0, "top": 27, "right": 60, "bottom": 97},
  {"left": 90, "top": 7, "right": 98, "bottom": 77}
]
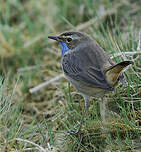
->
[{"left": 68, "top": 129, "right": 79, "bottom": 135}]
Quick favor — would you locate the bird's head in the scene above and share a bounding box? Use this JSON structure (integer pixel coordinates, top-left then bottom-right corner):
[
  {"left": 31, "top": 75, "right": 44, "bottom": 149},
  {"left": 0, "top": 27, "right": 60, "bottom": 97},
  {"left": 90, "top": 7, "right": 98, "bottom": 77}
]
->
[{"left": 48, "top": 31, "right": 91, "bottom": 55}]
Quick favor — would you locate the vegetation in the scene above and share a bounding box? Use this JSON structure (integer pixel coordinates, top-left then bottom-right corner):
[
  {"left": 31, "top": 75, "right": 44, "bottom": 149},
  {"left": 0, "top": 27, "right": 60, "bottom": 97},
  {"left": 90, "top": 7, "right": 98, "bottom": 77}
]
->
[{"left": 0, "top": 0, "right": 140, "bottom": 151}]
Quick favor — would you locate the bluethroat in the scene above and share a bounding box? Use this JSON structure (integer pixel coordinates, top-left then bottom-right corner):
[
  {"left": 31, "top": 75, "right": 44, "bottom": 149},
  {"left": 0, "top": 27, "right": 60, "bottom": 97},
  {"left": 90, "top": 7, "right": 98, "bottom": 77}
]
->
[{"left": 48, "top": 31, "right": 133, "bottom": 134}]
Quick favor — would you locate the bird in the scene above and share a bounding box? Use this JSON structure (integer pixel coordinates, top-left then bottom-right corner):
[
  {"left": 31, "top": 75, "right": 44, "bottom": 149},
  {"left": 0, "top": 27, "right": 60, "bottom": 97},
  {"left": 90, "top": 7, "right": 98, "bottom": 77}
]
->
[{"left": 48, "top": 31, "right": 133, "bottom": 134}]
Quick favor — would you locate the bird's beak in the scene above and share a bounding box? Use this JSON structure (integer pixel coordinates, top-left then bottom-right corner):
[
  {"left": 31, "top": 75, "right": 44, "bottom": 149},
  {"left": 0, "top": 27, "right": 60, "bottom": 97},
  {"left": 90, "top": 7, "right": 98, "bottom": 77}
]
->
[{"left": 48, "top": 36, "right": 59, "bottom": 41}]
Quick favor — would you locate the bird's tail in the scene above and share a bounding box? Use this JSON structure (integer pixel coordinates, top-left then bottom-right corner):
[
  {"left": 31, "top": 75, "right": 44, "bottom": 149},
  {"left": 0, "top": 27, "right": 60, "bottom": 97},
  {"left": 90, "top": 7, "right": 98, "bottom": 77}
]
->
[{"left": 105, "top": 61, "right": 133, "bottom": 87}]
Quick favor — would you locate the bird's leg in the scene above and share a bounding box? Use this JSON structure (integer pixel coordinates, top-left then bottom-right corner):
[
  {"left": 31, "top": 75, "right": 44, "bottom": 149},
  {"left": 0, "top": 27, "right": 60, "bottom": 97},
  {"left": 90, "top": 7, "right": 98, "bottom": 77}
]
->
[
  {"left": 100, "top": 97, "right": 107, "bottom": 134},
  {"left": 78, "top": 96, "right": 90, "bottom": 132},
  {"left": 100, "top": 97, "right": 106, "bottom": 124},
  {"left": 68, "top": 96, "right": 90, "bottom": 135}
]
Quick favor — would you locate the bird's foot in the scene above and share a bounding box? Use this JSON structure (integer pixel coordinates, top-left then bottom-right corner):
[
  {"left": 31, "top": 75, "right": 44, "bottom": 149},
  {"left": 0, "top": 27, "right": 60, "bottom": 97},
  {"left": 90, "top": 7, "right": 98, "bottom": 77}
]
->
[{"left": 67, "top": 129, "right": 80, "bottom": 135}]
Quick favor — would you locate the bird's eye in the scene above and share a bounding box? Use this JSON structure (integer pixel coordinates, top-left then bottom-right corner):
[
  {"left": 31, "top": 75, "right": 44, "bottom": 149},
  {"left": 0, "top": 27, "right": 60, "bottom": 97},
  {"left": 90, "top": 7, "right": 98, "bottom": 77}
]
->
[{"left": 67, "top": 37, "right": 72, "bottom": 42}]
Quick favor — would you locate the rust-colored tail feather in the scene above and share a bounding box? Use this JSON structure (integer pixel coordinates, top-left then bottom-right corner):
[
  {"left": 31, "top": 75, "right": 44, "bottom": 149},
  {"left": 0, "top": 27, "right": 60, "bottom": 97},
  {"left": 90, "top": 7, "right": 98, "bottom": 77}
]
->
[{"left": 105, "top": 61, "right": 133, "bottom": 87}]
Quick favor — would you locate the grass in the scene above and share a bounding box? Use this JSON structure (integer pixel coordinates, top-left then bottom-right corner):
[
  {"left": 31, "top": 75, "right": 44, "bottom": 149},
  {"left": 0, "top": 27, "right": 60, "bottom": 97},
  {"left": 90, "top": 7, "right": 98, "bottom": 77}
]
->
[{"left": 0, "top": 0, "right": 141, "bottom": 151}]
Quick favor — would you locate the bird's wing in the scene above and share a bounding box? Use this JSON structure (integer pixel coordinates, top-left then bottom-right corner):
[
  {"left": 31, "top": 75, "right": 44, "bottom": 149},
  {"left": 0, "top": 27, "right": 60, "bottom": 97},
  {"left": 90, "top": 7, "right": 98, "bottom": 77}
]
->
[{"left": 62, "top": 51, "right": 114, "bottom": 91}]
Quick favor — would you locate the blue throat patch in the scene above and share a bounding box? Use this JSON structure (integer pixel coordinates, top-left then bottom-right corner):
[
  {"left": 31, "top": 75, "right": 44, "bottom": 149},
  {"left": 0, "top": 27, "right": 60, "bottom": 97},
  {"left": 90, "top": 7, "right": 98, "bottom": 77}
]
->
[{"left": 59, "top": 42, "right": 69, "bottom": 55}]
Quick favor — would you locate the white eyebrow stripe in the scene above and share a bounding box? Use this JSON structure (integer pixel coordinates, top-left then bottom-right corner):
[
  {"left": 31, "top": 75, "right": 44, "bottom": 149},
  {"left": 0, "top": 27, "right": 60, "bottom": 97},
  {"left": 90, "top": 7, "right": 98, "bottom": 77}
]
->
[{"left": 66, "top": 35, "right": 80, "bottom": 40}]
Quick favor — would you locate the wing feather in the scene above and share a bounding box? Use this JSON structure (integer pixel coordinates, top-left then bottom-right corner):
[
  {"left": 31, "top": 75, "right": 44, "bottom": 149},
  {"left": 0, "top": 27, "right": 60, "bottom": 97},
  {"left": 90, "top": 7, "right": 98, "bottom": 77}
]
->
[{"left": 62, "top": 51, "right": 114, "bottom": 91}]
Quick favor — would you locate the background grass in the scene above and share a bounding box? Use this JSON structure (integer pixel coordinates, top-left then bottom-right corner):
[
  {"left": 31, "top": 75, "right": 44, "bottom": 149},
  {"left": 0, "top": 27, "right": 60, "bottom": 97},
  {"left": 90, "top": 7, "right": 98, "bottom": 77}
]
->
[{"left": 0, "top": 0, "right": 141, "bottom": 151}]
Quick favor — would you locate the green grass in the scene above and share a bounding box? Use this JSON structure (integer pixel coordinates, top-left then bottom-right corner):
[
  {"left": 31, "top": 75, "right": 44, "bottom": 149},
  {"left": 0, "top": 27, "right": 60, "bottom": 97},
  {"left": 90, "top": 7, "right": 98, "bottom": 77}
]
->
[{"left": 0, "top": 0, "right": 141, "bottom": 151}]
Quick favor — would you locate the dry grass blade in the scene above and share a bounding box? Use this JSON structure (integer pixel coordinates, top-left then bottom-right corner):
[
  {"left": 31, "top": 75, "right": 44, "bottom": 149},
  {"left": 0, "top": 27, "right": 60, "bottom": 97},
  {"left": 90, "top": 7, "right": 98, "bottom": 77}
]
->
[
  {"left": 29, "top": 73, "right": 64, "bottom": 93},
  {"left": 111, "top": 51, "right": 141, "bottom": 59},
  {"left": 15, "top": 138, "right": 46, "bottom": 152}
]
